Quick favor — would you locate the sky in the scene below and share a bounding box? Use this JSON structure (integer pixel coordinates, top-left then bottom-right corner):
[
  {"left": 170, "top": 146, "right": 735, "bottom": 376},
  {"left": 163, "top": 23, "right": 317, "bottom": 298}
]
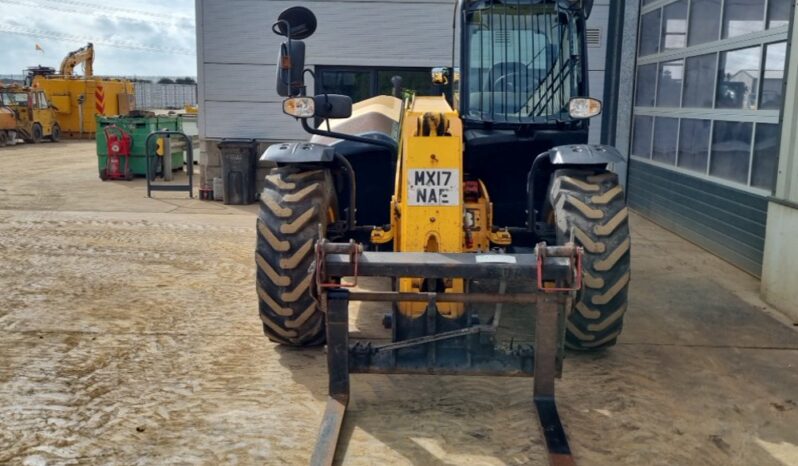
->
[{"left": 0, "top": 0, "right": 196, "bottom": 77}]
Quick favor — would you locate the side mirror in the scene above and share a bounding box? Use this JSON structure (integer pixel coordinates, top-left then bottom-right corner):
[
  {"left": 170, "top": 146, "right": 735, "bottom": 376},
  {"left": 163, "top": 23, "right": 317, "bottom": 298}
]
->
[
  {"left": 276, "top": 40, "right": 306, "bottom": 97},
  {"left": 314, "top": 94, "right": 352, "bottom": 119},
  {"left": 273, "top": 6, "right": 317, "bottom": 98},
  {"left": 272, "top": 6, "right": 317, "bottom": 40}
]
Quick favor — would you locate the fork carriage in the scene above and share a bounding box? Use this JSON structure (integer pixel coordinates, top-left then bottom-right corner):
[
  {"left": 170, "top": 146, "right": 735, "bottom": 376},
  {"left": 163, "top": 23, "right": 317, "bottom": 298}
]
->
[{"left": 311, "top": 240, "right": 581, "bottom": 466}]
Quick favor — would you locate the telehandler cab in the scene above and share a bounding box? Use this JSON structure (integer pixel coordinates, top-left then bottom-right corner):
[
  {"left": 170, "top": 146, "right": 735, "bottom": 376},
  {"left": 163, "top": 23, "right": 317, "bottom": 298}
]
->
[{"left": 255, "top": 2, "right": 630, "bottom": 464}]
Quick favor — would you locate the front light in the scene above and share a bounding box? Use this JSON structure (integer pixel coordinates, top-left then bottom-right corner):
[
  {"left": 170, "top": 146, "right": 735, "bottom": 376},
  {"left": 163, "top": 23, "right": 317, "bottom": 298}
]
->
[
  {"left": 282, "top": 97, "right": 315, "bottom": 118},
  {"left": 569, "top": 97, "right": 602, "bottom": 119}
]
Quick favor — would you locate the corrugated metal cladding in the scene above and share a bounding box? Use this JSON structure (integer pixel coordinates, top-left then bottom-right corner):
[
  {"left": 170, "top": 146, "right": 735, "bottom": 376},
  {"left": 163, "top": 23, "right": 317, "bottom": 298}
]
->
[
  {"left": 134, "top": 83, "right": 197, "bottom": 110},
  {"left": 627, "top": 159, "right": 768, "bottom": 276},
  {"left": 197, "top": 0, "right": 610, "bottom": 141}
]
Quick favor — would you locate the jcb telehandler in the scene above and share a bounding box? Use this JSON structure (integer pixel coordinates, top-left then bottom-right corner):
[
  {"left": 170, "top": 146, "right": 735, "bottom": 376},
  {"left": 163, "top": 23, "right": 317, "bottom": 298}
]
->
[{"left": 255, "top": 2, "right": 629, "bottom": 464}]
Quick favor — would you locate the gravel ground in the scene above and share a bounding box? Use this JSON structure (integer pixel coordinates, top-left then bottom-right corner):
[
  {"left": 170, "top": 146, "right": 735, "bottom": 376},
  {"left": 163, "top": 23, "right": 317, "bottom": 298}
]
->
[{"left": 1, "top": 141, "right": 797, "bottom": 465}]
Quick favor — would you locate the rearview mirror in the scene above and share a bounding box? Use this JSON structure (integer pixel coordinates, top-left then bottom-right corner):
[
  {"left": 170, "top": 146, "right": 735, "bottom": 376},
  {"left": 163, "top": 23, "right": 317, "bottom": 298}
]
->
[
  {"left": 276, "top": 40, "right": 306, "bottom": 97},
  {"left": 272, "top": 6, "right": 317, "bottom": 40}
]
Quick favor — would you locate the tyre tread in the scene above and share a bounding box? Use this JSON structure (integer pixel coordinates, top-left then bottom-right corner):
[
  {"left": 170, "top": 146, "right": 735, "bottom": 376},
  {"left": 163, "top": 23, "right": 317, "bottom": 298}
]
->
[
  {"left": 549, "top": 168, "right": 631, "bottom": 350},
  {"left": 256, "top": 166, "right": 332, "bottom": 346}
]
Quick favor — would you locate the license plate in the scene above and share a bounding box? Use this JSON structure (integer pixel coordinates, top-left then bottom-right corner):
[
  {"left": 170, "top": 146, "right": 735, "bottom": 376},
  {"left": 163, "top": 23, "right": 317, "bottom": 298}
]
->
[{"left": 407, "top": 169, "right": 459, "bottom": 206}]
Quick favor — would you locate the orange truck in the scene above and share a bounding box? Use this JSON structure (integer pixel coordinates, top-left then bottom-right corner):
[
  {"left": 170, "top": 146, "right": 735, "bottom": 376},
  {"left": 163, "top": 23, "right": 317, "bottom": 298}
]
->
[{"left": 0, "top": 105, "right": 15, "bottom": 146}]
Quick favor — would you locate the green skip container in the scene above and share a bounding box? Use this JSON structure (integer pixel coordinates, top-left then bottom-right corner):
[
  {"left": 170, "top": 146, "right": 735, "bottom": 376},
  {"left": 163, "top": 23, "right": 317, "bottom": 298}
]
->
[{"left": 96, "top": 115, "right": 184, "bottom": 178}]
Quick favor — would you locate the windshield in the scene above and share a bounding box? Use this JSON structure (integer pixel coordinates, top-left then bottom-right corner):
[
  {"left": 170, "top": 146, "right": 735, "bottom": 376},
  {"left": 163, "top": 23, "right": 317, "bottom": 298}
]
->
[
  {"left": 0, "top": 92, "right": 29, "bottom": 106},
  {"left": 463, "top": 1, "right": 580, "bottom": 124}
]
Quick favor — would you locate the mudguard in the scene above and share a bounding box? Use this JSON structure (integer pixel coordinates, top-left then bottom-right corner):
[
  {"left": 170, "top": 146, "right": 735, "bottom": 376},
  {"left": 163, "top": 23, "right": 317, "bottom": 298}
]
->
[
  {"left": 260, "top": 141, "right": 335, "bottom": 164},
  {"left": 547, "top": 144, "right": 625, "bottom": 167},
  {"left": 527, "top": 144, "right": 627, "bottom": 229}
]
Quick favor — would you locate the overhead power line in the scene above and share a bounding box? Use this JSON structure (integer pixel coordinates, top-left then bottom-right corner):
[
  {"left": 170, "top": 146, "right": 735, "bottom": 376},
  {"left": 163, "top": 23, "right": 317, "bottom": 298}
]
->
[
  {"left": 0, "top": 25, "right": 195, "bottom": 55},
  {"left": 43, "top": 0, "right": 193, "bottom": 21},
  {"left": 0, "top": 0, "right": 194, "bottom": 28}
]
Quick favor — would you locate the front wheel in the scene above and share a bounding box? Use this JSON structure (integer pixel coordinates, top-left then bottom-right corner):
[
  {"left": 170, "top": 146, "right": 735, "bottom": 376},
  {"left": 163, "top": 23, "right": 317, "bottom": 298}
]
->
[
  {"left": 549, "top": 169, "right": 631, "bottom": 350},
  {"left": 256, "top": 166, "right": 335, "bottom": 346},
  {"left": 29, "top": 123, "right": 43, "bottom": 144}
]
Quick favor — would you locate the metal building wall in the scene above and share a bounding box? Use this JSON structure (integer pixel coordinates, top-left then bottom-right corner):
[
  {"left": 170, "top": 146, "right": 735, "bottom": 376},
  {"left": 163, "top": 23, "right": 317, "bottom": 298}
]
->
[
  {"left": 134, "top": 83, "right": 197, "bottom": 110},
  {"left": 196, "top": 0, "right": 611, "bottom": 142},
  {"left": 628, "top": 159, "right": 768, "bottom": 275},
  {"left": 196, "top": 0, "right": 456, "bottom": 141}
]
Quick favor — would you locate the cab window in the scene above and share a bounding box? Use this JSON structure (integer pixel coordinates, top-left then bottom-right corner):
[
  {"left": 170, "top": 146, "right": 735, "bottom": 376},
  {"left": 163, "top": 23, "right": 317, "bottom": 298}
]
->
[{"left": 37, "top": 92, "right": 49, "bottom": 109}]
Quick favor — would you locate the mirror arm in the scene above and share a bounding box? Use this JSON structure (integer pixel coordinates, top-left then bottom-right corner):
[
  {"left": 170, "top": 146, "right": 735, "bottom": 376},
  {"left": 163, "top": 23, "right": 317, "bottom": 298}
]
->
[{"left": 299, "top": 118, "right": 396, "bottom": 156}]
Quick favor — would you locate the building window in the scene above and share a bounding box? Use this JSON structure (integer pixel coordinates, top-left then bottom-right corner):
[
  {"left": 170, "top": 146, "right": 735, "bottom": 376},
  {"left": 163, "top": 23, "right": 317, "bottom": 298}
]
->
[
  {"left": 636, "top": 64, "right": 657, "bottom": 106},
  {"left": 315, "top": 66, "right": 436, "bottom": 101},
  {"left": 678, "top": 119, "right": 711, "bottom": 173},
  {"left": 722, "top": 0, "right": 766, "bottom": 39},
  {"left": 688, "top": 0, "right": 721, "bottom": 46},
  {"left": 716, "top": 46, "right": 761, "bottom": 109},
  {"left": 710, "top": 121, "right": 753, "bottom": 184},
  {"left": 760, "top": 42, "right": 787, "bottom": 110},
  {"left": 653, "top": 117, "right": 679, "bottom": 165},
  {"left": 683, "top": 53, "right": 716, "bottom": 108},
  {"left": 657, "top": 60, "right": 683, "bottom": 107},
  {"left": 632, "top": 0, "right": 786, "bottom": 193},
  {"left": 768, "top": 0, "right": 791, "bottom": 28},
  {"left": 751, "top": 123, "right": 780, "bottom": 190},
  {"left": 639, "top": 10, "right": 661, "bottom": 56},
  {"left": 632, "top": 115, "right": 653, "bottom": 158},
  {"left": 319, "top": 69, "right": 372, "bottom": 103},
  {"left": 661, "top": 0, "right": 687, "bottom": 50}
]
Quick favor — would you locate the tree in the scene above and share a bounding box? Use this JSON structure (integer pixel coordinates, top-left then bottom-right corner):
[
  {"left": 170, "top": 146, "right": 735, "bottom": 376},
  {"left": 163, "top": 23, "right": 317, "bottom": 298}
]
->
[
  {"left": 175, "top": 77, "right": 196, "bottom": 85},
  {"left": 158, "top": 77, "right": 175, "bottom": 84}
]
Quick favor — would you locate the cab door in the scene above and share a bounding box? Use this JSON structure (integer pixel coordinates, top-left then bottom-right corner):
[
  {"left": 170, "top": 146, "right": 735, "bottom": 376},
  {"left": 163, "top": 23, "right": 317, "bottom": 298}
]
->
[{"left": 34, "top": 91, "right": 54, "bottom": 135}]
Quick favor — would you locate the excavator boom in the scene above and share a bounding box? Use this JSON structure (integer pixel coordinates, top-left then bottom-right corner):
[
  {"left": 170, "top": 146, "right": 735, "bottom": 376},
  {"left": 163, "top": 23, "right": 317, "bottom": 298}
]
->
[{"left": 60, "top": 43, "right": 94, "bottom": 76}]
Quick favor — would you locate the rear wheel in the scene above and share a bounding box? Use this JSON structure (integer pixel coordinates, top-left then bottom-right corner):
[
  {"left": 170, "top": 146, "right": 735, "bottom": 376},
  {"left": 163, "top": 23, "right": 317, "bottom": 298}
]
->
[
  {"left": 548, "top": 169, "right": 630, "bottom": 350},
  {"left": 0, "top": 131, "right": 7, "bottom": 147},
  {"left": 49, "top": 124, "right": 61, "bottom": 142},
  {"left": 256, "top": 166, "right": 335, "bottom": 346}
]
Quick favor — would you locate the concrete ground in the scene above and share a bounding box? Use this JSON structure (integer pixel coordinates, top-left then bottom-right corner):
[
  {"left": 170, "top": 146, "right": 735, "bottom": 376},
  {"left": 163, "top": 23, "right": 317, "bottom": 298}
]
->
[{"left": 1, "top": 141, "right": 797, "bottom": 466}]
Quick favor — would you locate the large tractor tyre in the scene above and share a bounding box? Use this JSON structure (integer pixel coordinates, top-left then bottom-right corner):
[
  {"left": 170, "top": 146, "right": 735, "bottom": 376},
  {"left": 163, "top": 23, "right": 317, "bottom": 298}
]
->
[
  {"left": 30, "top": 123, "right": 43, "bottom": 143},
  {"left": 49, "top": 124, "right": 61, "bottom": 142},
  {"left": 0, "top": 131, "right": 7, "bottom": 147},
  {"left": 256, "top": 166, "right": 335, "bottom": 346},
  {"left": 548, "top": 169, "right": 631, "bottom": 350}
]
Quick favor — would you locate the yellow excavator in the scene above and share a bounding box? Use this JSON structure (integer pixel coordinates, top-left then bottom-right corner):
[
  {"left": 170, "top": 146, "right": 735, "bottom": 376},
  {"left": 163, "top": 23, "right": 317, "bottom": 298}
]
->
[
  {"left": 26, "top": 43, "right": 133, "bottom": 138},
  {"left": 255, "top": 4, "right": 630, "bottom": 464},
  {"left": 59, "top": 42, "right": 94, "bottom": 76}
]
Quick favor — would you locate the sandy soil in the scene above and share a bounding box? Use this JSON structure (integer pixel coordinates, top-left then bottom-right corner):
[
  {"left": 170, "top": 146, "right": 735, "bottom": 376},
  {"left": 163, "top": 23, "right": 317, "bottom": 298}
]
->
[{"left": 1, "top": 141, "right": 797, "bottom": 465}]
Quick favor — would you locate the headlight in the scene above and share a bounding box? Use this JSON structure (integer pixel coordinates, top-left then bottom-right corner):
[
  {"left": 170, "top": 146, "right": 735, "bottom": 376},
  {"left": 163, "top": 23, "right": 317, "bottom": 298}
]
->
[
  {"left": 568, "top": 97, "right": 602, "bottom": 119},
  {"left": 282, "top": 97, "right": 315, "bottom": 118}
]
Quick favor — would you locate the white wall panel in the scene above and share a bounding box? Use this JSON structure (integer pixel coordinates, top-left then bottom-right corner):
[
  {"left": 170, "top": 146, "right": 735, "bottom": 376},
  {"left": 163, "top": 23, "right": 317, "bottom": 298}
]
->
[
  {"left": 203, "top": 101, "right": 307, "bottom": 140},
  {"left": 202, "top": 1, "right": 455, "bottom": 67},
  {"left": 198, "top": 0, "right": 611, "bottom": 142}
]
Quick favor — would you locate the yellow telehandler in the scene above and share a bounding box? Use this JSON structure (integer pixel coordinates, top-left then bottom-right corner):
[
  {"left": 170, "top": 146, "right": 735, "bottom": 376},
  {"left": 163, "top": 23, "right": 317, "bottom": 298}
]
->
[{"left": 254, "top": 3, "right": 630, "bottom": 464}]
